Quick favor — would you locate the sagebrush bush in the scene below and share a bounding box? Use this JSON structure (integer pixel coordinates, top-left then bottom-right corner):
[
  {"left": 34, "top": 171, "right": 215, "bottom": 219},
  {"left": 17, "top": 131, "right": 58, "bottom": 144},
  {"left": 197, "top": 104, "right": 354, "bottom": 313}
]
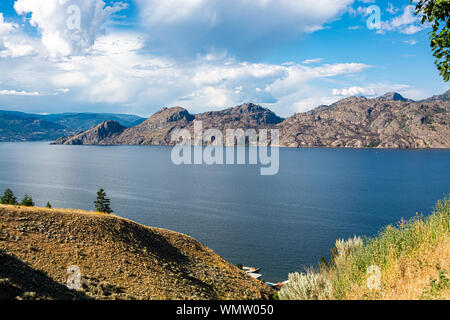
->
[
  {"left": 331, "top": 236, "right": 363, "bottom": 268},
  {"left": 278, "top": 272, "right": 333, "bottom": 300}
]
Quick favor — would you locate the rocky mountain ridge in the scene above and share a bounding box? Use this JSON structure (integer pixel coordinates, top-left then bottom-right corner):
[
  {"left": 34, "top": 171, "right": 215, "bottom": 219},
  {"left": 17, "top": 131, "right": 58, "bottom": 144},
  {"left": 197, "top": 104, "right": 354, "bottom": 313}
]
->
[{"left": 53, "top": 91, "right": 450, "bottom": 149}]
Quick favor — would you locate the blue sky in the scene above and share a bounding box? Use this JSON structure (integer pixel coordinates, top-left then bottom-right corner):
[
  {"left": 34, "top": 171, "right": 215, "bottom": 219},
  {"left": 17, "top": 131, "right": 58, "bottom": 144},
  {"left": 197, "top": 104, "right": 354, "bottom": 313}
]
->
[{"left": 0, "top": 0, "right": 448, "bottom": 117}]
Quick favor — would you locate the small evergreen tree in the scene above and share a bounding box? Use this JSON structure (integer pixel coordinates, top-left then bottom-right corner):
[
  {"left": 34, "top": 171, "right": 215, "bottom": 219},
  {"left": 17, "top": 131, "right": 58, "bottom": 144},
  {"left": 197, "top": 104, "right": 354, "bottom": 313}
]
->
[
  {"left": 94, "top": 188, "right": 113, "bottom": 214},
  {"left": 46, "top": 202, "right": 52, "bottom": 208},
  {"left": 1, "top": 189, "right": 18, "bottom": 205},
  {"left": 20, "top": 194, "right": 34, "bottom": 207}
]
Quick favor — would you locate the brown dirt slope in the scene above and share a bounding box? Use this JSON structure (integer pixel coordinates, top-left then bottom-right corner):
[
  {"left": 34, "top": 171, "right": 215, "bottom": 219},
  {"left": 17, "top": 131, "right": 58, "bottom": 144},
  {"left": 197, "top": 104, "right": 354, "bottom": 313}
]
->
[{"left": 0, "top": 205, "right": 273, "bottom": 300}]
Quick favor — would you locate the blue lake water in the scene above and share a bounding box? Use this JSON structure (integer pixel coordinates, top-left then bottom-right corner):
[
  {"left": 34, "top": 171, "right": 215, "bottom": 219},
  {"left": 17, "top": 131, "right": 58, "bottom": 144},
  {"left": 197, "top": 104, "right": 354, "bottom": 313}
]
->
[{"left": 0, "top": 142, "right": 449, "bottom": 282}]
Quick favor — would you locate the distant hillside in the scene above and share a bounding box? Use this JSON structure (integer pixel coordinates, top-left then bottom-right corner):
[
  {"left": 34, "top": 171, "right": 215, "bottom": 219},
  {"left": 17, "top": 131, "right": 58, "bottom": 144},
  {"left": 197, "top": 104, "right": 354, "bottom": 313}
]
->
[
  {"left": 54, "top": 91, "right": 450, "bottom": 149},
  {"left": 0, "top": 114, "right": 68, "bottom": 142},
  {"left": 0, "top": 205, "right": 273, "bottom": 300},
  {"left": 39, "top": 113, "right": 146, "bottom": 132},
  {"left": 0, "top": 111, "right": 145, "bottom": 142}
]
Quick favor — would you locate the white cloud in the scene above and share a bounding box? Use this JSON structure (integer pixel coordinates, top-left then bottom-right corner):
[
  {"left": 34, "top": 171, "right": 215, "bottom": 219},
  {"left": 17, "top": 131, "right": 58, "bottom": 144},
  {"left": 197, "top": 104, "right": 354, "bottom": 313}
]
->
[
  {"left": 349, "top": 4, "right": 426, "bottom": 35},
  {"left": 0, "top": 89, "right": 43, "bottom": 96},
  {"left": 14, "top": 0, "right": 126, "bottom": 57},
  {"left": 136, "top": 0, "right": 354, "bottom": 56},
  {"left": 400, "top": 25, "right": 423, "bottom": 35},
  {"left": 0, "top": 1, "right": 429, "bottom": 117},
  {"left": 386, "top": 3, "right": 399, "bottom": 15},
  {"left": 0, "top": 12, "right": 38, "bottom": 58},
  {"left": 0, "top": 13, "right": 16, "bottom": 35},
  {"left": 380, "top": 5, "right": 425, "bottom": 34},
  {"left": 330, "top": 83, "right": 425, "bottom": 101},
  {"left": 302, "top": 58, "right": 323, "bottom": 65},
  {"left": 0, "top": 30, "right": 372, "bottom": 116},
  {"left": 403, "top": 39, "right": 417, "bottom": 45},
  {"left": 332, "top": 86, "right": 376, "bottom": 96}
]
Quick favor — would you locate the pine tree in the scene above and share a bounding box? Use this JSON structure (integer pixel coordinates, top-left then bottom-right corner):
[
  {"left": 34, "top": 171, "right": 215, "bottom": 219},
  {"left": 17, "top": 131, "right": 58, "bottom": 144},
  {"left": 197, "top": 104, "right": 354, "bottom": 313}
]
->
[
  {"left": 1, "top": 189, "right": 18, "bottom": 205},
  {"left": 94, "top": 188, "right": 113, "bottom": 214},
  {"left": 20, "top": 194, "right": 34, "bottom": 207},
  {"left": 46, "top": 202, "right": 52, "bottom": 208}
]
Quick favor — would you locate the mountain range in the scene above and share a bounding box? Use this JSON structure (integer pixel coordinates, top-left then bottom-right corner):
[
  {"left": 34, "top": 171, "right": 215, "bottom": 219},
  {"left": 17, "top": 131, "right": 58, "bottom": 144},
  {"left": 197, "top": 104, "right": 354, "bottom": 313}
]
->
[
  {"left": 0, "top": 111, "right": 146, "bottom": 142},
  {"left": 53, "top": 91, "right": 450, "bottom": 149}
]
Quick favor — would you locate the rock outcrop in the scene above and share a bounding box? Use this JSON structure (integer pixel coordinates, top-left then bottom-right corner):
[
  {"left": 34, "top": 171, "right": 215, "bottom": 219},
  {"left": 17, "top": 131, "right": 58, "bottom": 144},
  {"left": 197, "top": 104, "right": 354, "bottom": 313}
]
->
[
  {"left": 53, "top": 91, "right": 450, "bottom": 149},
  {"left": 376, "top": 92, "right": 410, "bottom": 102},
  {"left": 112, "top": 107, "right": 195, "bottom": 145},
  {"left": 277, "top": 93, "right": 449, "bottom": 148},
  {"left": 53, "top": 120, "right": 126, "bottom": 145}
]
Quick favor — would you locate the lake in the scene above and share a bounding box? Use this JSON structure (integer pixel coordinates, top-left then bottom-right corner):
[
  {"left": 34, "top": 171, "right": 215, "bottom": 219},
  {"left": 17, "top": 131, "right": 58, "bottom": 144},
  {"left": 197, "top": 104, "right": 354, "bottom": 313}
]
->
[{"left": 0, "top": 142, "right": 449, "bottom": 282}]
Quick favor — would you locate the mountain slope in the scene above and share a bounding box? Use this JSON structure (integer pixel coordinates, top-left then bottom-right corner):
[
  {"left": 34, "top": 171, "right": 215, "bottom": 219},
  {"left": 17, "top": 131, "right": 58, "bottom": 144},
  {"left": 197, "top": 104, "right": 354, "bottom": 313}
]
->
[
  {"left": 278, "top": 95, "right": 450, "bottom": 148},
  {"left": 53, "top": 120, "right": 126, "bottom": 145},
  {"left": 52, "top": 91, "right": 450, "bottom": 148},
  {"left": 55, "top": 103, "right": 284, "bottom": 146},
  {"left": 423, "top": 89, "right": 450, "bottom": 102},
  {"left": 0, "top": 111, "right": 146, "bottom": 142},
  {"left": 193, "top": 103, "right": 284, "bottom": 130},
  {"left": 39, "top": 113, "right": 145, "bottom": 131},
  {"left": 112, "top": 107, "right": 195, "bottom": 145},
  {"left": 0, "top": 114, "right": 68, "bottom": 142},
  {"left": 0, "top": 205, "right": 273, "bottom": 300},
  {"left": 0, "top": 249, "right": 88, "bottom": 300},
  {"left": 376, "top": 92, "right": 410, "bottom": 102}
]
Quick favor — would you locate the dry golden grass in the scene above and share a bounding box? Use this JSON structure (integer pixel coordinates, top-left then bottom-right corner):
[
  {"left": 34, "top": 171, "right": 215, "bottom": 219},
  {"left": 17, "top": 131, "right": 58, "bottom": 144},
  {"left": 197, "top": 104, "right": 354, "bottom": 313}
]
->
[
  {"left": 280, "top": 196, "right": 450, "bottom": 300},
  {"left": 343, "top": 237, "right": 450, "bottom": 300},
  {"left": 0, "top": 204, "right": 274, "bottom": 300}
]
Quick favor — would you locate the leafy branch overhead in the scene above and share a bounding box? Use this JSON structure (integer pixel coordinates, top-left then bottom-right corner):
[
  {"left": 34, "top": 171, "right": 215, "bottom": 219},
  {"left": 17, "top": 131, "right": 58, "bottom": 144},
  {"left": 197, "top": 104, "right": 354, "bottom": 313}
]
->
[{"left": 414, "top": 0, "right": 450, "bottom": 81}]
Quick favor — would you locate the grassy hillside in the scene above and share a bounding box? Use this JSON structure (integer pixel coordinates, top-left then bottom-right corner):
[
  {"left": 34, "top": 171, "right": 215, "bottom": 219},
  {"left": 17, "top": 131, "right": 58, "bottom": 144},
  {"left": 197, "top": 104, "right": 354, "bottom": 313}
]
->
[
  {"left": 0, "top": 205, "right": 273, "bottom": 300},
  {"left": 280, "top": 196, "right": 450, "bottom": 300}
]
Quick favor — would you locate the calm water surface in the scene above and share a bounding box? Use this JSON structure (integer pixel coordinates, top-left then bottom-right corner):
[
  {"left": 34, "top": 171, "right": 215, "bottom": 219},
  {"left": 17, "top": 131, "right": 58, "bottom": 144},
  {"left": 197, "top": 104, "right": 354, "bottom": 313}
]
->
[{"left": 0, "top": 142, "right": 449, "bottom": 282}]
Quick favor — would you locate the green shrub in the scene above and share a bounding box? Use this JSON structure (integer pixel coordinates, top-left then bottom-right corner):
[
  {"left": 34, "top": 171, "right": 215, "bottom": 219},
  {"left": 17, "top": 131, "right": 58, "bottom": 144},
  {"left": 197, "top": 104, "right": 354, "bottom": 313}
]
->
[
  {"left": 20, "top": 194, "right": 34, "bottom": 207},
  {"left": 1, "top": 189, "right": 18, "bottom": 205}
]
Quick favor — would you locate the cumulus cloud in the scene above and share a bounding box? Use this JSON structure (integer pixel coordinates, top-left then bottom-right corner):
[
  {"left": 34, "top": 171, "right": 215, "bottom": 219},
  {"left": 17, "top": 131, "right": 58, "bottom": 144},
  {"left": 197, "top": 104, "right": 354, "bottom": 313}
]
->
[
  {"left": 0, "top": 1, "right": 429, "bottom": 117},
  {"left": 331, "top": 83, "right": 425, "bottom": 101},
  {"left": 332, "top": 86, "right": 376, "bottom": 96},
  {"left": 0, "top": 13, "right": 16, "bottom": 35},
  {"left": 14, "top": 0, "right": 127, "bottom": 57},
  {"left": 135, "top": 0, "right": 354, "bottom": 57},
  {"left": 0, "top": 30, "right": 371, "bottom": 116},
  {"left": 0, "top": 12, "right": 37, "bottom": 58}
]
